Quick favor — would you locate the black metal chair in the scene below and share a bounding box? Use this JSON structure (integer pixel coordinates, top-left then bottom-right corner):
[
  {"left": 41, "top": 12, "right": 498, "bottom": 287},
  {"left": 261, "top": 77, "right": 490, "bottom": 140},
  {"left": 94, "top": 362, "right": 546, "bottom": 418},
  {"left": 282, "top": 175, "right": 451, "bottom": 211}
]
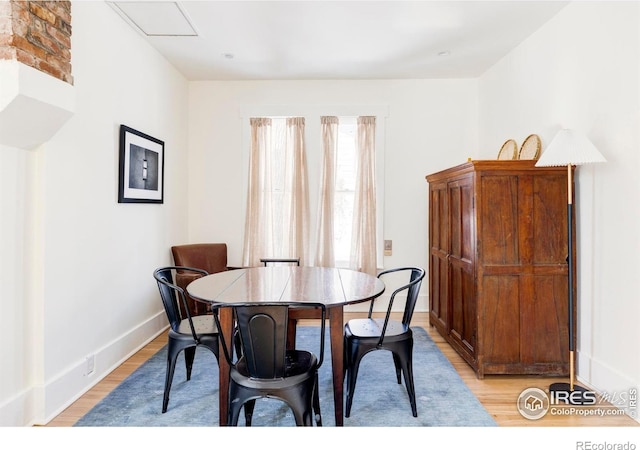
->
[
  {"left": 260, "top": 257, "right": 301, "bottom": 266},
  {"left": 343, "top": 266, "right": 425, "bottom": 417},
  {"left": 213, "top": 301, "right": 326, "bottom": 426},
  {"left": 260, "top": 257, "right": 308, "bottom": 347},
  {"left": 153, "top": 266, "right": 218, "bottom": 413}
]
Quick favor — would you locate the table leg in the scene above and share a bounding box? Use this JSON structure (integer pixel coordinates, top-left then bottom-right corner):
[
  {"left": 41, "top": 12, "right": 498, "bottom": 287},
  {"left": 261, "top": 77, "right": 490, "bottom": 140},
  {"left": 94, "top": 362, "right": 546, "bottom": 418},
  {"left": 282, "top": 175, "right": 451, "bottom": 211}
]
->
[
  {"left": 218, "top": 307, "right": 234, "bottom": 426},
  {"left": 329, "top": 306, "right": 344, "bottom": 426},
  {"left": 286, "top": 318, "right": 297, "bottom": 349}
]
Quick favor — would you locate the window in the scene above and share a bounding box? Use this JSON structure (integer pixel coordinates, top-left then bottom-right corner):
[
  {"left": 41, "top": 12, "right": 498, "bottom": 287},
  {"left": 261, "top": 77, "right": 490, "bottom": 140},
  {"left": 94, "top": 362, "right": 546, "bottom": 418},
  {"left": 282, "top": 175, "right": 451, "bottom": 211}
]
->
[
  {"left": 268, "top": 118, "right": 289, "bottom": 255},
  {"left": 241, "top": 109, "right": 386, "bottom": 272},
  {"left": 334, "top": 117, "right": 357, "bottom": 266}
]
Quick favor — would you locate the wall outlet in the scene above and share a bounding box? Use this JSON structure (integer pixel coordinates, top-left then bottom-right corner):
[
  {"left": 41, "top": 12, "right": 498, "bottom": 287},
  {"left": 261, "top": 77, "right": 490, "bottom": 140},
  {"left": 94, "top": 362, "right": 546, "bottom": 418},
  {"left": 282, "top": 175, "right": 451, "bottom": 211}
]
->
[
  {"left": 85, "top": 354, "right": 95, "bottom": 376},
  {"left": 384, "top": 239, "right": 392, "bottom": 256}
]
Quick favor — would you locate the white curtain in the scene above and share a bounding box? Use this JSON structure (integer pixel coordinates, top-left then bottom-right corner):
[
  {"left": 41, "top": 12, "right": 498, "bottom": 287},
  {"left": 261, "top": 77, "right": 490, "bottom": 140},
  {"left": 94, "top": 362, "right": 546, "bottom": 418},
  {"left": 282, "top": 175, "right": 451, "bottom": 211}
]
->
[
  {"left": 350, "top": 116, "right": 377, "bottom": 275},
  {"left": 244, "top": 115, "right": 375, "bottom": 272},
  {"left": 283, "top": 117, "right": 310, "bottom": 265},
  {"left": 314, "top": 116, "right": 338, "bottom": 267},
  {"left": 242, "top": 118, "right": 273, "bottom": 267}
]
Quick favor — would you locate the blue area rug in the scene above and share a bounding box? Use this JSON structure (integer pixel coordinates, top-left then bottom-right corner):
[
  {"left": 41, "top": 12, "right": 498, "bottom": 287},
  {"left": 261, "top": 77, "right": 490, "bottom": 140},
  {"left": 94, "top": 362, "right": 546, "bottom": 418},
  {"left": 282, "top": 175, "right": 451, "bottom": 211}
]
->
[{"left": 74, "top": 327, "right": 496, "bottom": 427}]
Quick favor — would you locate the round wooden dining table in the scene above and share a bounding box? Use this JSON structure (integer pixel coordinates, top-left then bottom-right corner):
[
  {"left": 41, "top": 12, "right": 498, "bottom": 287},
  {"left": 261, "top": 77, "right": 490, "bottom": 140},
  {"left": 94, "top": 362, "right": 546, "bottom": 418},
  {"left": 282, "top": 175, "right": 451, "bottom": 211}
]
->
[{"left": 187, "top": 265, "right": 385, "bottom": 426}]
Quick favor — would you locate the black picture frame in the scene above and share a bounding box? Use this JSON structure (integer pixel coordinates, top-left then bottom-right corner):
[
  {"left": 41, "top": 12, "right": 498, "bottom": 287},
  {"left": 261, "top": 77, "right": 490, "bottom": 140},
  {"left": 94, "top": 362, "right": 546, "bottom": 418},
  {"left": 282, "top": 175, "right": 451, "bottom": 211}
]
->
[{"left": 118, "top": 125, "right": 164, "bottom": 204}]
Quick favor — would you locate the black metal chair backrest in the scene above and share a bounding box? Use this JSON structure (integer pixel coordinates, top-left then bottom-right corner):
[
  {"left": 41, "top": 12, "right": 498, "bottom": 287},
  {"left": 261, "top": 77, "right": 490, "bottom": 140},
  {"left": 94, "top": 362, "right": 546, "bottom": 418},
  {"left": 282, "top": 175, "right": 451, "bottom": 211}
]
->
[
  {"left": 236, "top": 305, "right": 288, "bottom": 378},
  {"left": 368, "top": 267, "right": 425, "bottom": 346},
  {"left": 214, "top": 302, "right": 325, "bottom": 377},
  {"left": 260, "top": 258, "right": 301, "bottom": 266},
  {"left": 153, "top": 266, "right": 209, "bottom": 340}
]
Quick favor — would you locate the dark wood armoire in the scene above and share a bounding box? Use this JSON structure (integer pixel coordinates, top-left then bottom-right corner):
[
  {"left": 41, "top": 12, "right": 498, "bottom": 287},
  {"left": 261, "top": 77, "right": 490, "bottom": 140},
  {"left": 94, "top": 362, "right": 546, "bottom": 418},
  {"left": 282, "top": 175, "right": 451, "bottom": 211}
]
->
[{"left": 426, "top": 160, "right": 574, "bottom": 378}]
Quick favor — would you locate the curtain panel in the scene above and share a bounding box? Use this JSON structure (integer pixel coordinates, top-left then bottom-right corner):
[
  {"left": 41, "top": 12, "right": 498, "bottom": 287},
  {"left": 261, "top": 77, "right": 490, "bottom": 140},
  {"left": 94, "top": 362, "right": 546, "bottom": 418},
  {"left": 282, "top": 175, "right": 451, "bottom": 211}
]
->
[
  {"left": 243, "top": 118, "right": 273, "bottom": 267},
  {"left": 350, "top": 116, "right": 377, "bottom": 275},
  {"left": 284, "top": 117, "right": 310, "bottom": 265},
  {"left": 243, "top": 117, "right": 310, "bottom": 266},
  {"left": 314, "top": 116, "right": 338, "bottom": 267}
]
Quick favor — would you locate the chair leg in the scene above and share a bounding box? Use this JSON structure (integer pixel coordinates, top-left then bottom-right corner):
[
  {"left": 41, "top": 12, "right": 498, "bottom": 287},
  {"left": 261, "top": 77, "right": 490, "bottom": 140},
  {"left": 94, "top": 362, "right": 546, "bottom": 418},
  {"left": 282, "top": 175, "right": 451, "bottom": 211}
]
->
[
  {"left": 287, "top": 392, "right": 313, "bottom": 426},
  {"left": 286, "top": 318, "right": 298, "bottom": 349},
  {"left": 396, "top": 345, "right": 417, "bottom": 417},
  {"left": 293, "top": 407, "right": 310, "bottom": 426},
  {"left": 228, "top": 382, "right": 246, "bottom": 426},
  {"left": 184, "top": 346, "right": 196, "bottom": 380},
  {"left": 312, "top": 372, "right": 322, "bottom": 426},
  {"left": 402, "top": 361, "right": 417, "bottom": 417},
  {"left": 228, "top": 397, "right": 243, "bottom": 426},
  {"left": 392, "top": 353, "right": 402, "bottom": 384},
  {"left": 228, "top": 405, "right": 241, "bottom": 426},
  {"left": 163, "top": 344, "right": 180, "bottom": 413},
  {"left": 345, "top": 347, "right": 364, "bottom": 418},
  {"left": 244, "top": 400, "right": 256, "bottom": 426}
]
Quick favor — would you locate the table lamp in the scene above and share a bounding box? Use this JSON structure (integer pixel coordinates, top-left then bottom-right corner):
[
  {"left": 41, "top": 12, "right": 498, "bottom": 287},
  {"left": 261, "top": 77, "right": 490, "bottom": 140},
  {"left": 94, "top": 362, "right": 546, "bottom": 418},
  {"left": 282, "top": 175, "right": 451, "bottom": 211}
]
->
[{"left": 535, "top": 128, "right": 606, "bottom": 403}]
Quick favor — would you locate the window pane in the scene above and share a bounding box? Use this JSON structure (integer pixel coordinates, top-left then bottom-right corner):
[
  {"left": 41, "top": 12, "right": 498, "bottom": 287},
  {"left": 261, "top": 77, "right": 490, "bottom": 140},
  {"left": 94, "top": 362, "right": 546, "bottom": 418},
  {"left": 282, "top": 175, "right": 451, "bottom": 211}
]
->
[
  {"left": 334, "top": 118, "right": 357, "bottom": 265},
  {"left": 334, "top": 191, "right": 354, "bottom": 263},
  {"left": 270, "top": 118, "right": 286, "bottom": 253},
  {"left": 336, "top": 121, "right": 356, "bottom": 191}
]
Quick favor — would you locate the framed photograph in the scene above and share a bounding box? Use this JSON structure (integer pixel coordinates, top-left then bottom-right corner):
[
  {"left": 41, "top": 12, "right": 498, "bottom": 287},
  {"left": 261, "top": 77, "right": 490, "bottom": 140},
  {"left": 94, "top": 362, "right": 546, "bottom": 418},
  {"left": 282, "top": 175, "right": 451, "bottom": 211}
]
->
[{"left": 118, "top": 125, "right": 164, "bottom": 204}]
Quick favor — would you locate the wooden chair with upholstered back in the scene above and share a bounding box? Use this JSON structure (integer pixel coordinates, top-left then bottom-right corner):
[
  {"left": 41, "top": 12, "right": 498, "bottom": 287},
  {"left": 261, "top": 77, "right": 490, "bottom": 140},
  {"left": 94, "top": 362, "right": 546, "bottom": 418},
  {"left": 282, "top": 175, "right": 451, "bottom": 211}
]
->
[{"left": 171, "top": 243, "right": 230, "bottom": 316}]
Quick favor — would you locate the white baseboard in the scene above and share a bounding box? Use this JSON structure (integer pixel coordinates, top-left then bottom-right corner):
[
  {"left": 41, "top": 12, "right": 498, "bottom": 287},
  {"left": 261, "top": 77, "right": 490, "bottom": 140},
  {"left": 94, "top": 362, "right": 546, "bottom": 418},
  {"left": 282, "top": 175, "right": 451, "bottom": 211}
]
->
[
  {"left": 577, "top": 351, "right": 640, "bottom": 423},
  {"left": 0, "top": 386, "right": 38, "bottom": 427},
  {"left": 14, "top": 311, "right": 169, "bottom": 426}
]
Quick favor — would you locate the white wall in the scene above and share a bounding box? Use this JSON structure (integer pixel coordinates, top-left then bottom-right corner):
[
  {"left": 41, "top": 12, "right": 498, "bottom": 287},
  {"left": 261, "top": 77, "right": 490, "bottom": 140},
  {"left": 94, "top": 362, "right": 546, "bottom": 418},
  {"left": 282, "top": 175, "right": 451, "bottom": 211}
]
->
[
  {"left": 0, "top": 143, "right": 34, "bottom": 425},
  {"left": 479, "top": 0, "right": 639, "bottom": 409},
  {"left": 187, "top": 79, "right": 479, "bottom": 310},
  {"left": 0, "top": 1, "right": 190, "bottom": 425}
]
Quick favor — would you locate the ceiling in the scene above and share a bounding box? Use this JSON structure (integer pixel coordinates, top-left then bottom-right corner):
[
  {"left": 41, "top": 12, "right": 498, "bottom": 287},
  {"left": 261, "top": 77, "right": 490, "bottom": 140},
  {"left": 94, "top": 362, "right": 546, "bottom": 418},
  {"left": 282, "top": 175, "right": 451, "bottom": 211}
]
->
[{"left": 107, "top": 1, "right": 569, "bottom": 81}]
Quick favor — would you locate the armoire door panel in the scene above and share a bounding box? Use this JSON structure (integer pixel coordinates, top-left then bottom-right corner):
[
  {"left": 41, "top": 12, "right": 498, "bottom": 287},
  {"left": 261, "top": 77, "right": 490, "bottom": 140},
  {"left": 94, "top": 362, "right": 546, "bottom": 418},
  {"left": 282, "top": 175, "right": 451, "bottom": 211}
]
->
[
  {"left": 429, "top": 253, "right": 449, "bottom": 331},
  {"left": 448, "top": 178, "right": 474, "bottom": 262},
  {"left": 449, "top": 184, "right": 463, "bottom": 258},
  {"left": 532, "top": 176, "right": 568, "bottom": 264},
  {"left": 428, "top": 182, "right": 449, "bottom": 333},
  {"left": 481, "top": 275, "right": 520, "bottom": 363},
  {"left": 480, "top": 175, "right": 520, "bottom": 265},
  {"left": 449, "top": 262, "right": 475, "bottom": 353},
  {"left": 460, "top": 180, "right": 474, "bottom": 263},
  {"left": 461, "top": 266, "right": 476, "bottom": 352},
  {"left": 430, "top": 185, "right": 445, "bottom": 251},
  {"left": 521, "top": 275, "right": 570, "bottom": 365}
]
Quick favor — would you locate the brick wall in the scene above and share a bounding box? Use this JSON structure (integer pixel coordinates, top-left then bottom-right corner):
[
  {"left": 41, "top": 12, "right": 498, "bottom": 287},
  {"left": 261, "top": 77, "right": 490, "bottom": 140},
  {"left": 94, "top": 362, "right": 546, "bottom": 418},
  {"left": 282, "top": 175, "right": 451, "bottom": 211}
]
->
[{"left": 0, "top": 1, "right": 72, "bottom": 84}]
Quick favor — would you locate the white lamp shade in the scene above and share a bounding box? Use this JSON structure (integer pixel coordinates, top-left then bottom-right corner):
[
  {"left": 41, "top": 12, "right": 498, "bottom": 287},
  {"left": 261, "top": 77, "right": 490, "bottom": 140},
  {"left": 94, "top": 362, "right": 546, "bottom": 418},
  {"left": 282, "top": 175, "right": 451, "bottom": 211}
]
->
[{"left": 535, "top": 129, "right": 607, "bottom": 167}]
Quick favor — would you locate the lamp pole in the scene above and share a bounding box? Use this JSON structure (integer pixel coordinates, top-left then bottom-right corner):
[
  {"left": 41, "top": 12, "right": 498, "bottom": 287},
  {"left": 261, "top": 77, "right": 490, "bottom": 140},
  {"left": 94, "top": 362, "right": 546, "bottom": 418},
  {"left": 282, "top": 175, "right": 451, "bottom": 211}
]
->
[
  {"left": 566, "top": 162, "right": 575, "bottom": 392},
  {"left": 535, "top": 129, "right": 606, "bottom": 404},
  {"left": 548, "top": 162, "right": 588, "bottom": 403}
]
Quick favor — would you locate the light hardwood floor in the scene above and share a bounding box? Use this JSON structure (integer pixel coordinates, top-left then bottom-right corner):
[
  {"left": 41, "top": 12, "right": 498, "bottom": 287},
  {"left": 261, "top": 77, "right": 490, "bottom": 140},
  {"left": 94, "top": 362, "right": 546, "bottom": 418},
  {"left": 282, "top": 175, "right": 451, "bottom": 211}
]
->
[{"left": 44, "top": 312, "right": 638, "bottom": 428}]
